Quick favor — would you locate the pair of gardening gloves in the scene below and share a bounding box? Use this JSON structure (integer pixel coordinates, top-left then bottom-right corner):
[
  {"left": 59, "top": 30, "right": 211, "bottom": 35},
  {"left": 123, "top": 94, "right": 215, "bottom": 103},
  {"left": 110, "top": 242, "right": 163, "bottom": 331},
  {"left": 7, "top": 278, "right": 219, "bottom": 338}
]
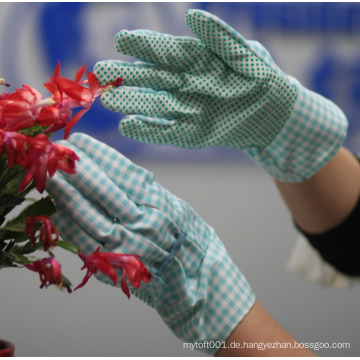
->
[{"left": 46, "top": 10, "right": 348, "bottom": 354}]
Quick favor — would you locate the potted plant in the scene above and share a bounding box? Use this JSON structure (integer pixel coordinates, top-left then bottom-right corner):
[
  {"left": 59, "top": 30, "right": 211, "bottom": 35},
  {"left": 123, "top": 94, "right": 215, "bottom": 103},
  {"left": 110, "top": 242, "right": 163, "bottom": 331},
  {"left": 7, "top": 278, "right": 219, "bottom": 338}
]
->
[{"left": 0, "top": 65, "right": 151, "bottom": 355}]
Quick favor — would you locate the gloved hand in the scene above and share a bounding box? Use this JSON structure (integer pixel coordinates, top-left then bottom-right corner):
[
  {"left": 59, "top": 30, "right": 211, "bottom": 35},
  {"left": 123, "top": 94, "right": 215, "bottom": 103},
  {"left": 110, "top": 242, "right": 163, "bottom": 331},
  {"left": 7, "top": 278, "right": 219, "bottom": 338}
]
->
[
  {"left": 45, "top": 132, "right": 255, "bottom": 354},
  {"left": 94, "top": 9, "right": 348, "bottom": 182}
]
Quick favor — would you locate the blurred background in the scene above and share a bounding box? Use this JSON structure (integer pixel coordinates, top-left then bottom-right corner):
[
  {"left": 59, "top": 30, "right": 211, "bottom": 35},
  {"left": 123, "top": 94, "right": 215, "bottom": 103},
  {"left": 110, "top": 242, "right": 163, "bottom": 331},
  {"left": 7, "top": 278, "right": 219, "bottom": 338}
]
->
[{"left": 1, "top": 2, "right": 360, "bottom": 357}]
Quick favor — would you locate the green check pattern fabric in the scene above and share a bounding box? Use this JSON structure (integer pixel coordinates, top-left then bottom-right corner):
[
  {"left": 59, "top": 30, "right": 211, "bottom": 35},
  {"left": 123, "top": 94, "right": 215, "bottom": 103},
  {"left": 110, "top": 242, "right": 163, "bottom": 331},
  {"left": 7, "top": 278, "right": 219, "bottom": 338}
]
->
[
  {"left": 94, "top": 9, "right": 348, "bottom": 182},
  {"left": 46, "top": 133, "right": 255, "bottom": 354}
]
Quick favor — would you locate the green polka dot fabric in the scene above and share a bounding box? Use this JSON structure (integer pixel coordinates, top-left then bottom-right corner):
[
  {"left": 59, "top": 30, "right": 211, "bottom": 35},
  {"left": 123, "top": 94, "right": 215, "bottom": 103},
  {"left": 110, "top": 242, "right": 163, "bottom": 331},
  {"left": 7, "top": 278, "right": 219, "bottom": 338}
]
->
[
  {"left": 46, "top": 133, "right": 255, "bottom": 354},
  {"left": 95, "top": 9, "right": 348, "bottom": 181}
]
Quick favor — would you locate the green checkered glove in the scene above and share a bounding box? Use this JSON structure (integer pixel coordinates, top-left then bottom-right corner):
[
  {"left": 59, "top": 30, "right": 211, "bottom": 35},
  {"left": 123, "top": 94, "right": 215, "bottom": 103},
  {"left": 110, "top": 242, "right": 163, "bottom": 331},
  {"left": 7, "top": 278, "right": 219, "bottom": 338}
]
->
[
  {"left": 45, "top": 132, "right": 255, "bottom": 354},
  {"left": 94, "top": 9, "right": 348, "bottom": 182}
]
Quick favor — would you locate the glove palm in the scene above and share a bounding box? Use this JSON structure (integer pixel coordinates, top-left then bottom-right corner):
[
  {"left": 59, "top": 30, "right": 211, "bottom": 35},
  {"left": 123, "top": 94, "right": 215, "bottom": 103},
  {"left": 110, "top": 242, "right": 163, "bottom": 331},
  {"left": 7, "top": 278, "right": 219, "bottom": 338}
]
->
[{"left": 96, "top": 28, "right": 295, "bottom": 150}]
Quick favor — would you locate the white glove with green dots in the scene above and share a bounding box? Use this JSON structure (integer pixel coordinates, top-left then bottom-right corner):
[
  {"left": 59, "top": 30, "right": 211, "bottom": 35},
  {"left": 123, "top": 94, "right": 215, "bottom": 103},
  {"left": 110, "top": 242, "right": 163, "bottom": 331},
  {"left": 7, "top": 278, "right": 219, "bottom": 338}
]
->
[{"left": 94, "top": 9, "right": 348, "bottom": 182}]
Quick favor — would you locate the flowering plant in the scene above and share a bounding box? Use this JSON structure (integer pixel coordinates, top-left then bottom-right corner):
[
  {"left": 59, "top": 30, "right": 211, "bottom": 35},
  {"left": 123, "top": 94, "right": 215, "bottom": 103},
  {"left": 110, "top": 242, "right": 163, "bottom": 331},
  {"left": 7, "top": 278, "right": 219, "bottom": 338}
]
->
[{"left": 0, "top": 64, "right": 151, "bottom": 296}]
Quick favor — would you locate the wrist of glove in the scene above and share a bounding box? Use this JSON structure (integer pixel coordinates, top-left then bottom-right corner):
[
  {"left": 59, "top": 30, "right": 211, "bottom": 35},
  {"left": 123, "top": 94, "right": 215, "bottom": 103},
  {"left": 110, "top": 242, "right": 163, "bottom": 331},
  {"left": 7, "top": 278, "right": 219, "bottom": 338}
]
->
[
  {"left": 243, "top": 74, "right": 347, "bottom": 181},
  {"left": 94, "top": 9, "right": 347, "bottom": 182},
  {"left": 46, "top": 132, "right": 255, "bottom": 353}
]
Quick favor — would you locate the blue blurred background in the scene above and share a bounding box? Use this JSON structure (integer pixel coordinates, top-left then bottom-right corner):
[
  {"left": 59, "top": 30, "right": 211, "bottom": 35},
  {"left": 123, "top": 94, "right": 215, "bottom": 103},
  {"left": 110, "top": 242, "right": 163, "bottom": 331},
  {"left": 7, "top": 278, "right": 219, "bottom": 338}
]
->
[
  {"left": 1, "top": 2, "right": 360, "bottom": 160},
  {"left": 1, "top": 3, "right": 360, "bottom": 357}
]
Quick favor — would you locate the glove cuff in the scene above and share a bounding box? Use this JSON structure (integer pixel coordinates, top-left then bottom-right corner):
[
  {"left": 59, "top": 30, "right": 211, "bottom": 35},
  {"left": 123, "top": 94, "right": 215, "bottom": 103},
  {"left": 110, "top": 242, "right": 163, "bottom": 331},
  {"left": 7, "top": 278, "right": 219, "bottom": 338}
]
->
[{"left": 244, "top": 78, "right": 348, "bottom": 182}]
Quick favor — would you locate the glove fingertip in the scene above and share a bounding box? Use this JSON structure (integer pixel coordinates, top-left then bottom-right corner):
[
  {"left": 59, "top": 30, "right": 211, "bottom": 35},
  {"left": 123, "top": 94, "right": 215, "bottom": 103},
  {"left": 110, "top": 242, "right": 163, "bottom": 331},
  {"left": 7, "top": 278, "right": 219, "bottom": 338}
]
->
[
  {"left": 185, "top": 9, "right": 221, "bottom": 32},
  {"left": 67, "top": 132, "right": 90, "bottom": 147},
  {"left": 186, "top": 8, "right": 249, "bottom": 49},
  {"left": 118, "top": 116, "right": 153, "bottom": 142},
  {"left": 185, "top": 8, "right": 206, "bottom": 21},
  {"left": 119, "top": 115, "right": 144, "bottom": 131},
  {"left": 119, "top": 116, "right": 179, "bottom": 146},
  {"left": 100, "top": 90, "right": 121, "bottom": 113},
  {"left": 114, "top": 29, "right": 129, "bottom": 51},
  {"left": 114, "top": 29, "right": 161, "bottom": 54},
  {"left": 59, "top": 133, "right": 91, "bottom": 155}
]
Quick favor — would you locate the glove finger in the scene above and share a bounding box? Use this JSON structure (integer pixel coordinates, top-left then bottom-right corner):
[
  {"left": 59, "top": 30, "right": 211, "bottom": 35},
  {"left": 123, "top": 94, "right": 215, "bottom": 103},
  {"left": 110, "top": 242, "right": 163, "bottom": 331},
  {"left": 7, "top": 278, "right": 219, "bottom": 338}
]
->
[
  {"left": 247, "top": 40, "right": 288, "bottom": 78},
  {"left": 51, "top": 202, "right": 166, "bottom": 261},
  {"left": 95, "top": 60, "right": 185, "bottom": 91},
  {"left": 114, "top": 29, "right": 207, "bottom": 69},
  {"left": 49, "top": 171, "right": 167, "bottom": 257},
  {"left": 100, "top": 85, "right": 180, "bottom": 121},
  {"left": 118, "top": 114, "right": 186, "bottom": 147},
  {"left": 185, "top": 9, "right": 272, "bottom": 77},
  {"left": 67, "top": 133, "right": 205, "bottom": 235},
  {"left": 47, "top": 171, "right": 131, "bottom": 246},
  {"left": 46, "top": 141, "right": 144, "bottom": 227},
  {"left": 185, "top": 10, "right": 251, "bottom": 64},
  {"left": 52, "top": 210, "right": 126, "bottom": 288},
  {"left": 51, "top": 210, "right": 164, "bottom": 291},
  {"left": 66, "top": 133, "right": 170, "bottom": 206},
  {"left": 119, "top": 114, "right": 210, "bottom": 148},
  {"left": 67, "top": 133, "right": 208, "bottom": 230},
  {"left": 51, "top": 210, "right": 106, "bottom": 255}
]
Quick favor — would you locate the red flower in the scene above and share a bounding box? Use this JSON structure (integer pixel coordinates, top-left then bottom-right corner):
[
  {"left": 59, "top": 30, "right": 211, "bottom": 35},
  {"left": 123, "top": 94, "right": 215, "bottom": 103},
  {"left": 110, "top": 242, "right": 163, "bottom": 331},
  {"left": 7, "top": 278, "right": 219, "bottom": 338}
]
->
[
  {"left": 42, "top": 62, "right": 64, "bottom": 104},
  {"left": 19, "top": 134, "right": 79, "bottom": 193},
  {"left": 25, "top": 257, "right": 63, "bottom": 289},
  {"left": 0, "top": 92, "right": 9, "bottom": 100},
  {"left": 107, "top": 253, "right": 153, "bottom": 299},
  {"left": 0, "top": 84, "right": 54, "bottom": 131},
  {"left": 42, "top": 63, "right": 122, "bottom": 139},
  {"left": 56, "top": 71, "right": 100, "bottom": 107},
  {"left": 0, "top": 129, "right": 28, "bottom": 168},
  {"left": 1, "top": 63, "right": 122, "bottom": 139},
  {"left": 38, "top": 63, "right": 88, "bottom": 138},
  {"left": 54, "top": 70, "right": 112, "bottom": 139},
  {"left": 75, "top": 247, "right": 152, "bottom": 298},
  {"left": 25, "top": 215, "right": 59, "bottom": 251}
]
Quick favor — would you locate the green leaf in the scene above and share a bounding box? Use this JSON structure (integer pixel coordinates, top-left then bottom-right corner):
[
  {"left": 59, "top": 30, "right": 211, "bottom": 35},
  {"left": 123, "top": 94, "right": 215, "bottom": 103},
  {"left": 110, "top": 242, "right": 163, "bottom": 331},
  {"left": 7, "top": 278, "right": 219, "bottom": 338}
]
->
[
  {"left": 14, "top": 240, "right": 41, "bottom": 254},
  {"left": 0, "top": 260, "right": 19, "bottom": 269},
  {"left": 0, "top": 216, "right": 28, "bottom": 233},
  {"left": 61, "top": 274, "right": 73, "bottom": 292},
  {"left": 0, "top": 170, "right": 26, "bottom": 196},
  {"left": 22, "top": 196, "right": 57, "bottom": 217},
  {"left": 11, "top": 253, "right": 33, "bottom": 265},
  {"left": 0, "top": 194, "right": 25, "bottom": 210},
  {"left": 0, "top": 164, "right": 27, "bottom": 195},
  {"left": 56, "top": 240, "right": 80, "bottom": 254},
  {"left": 22, "top": 123, "right": 47, "bottom": 137},
  {"left": 2, "top": 239, "right": 16, "bottom": 252},
  {"left": 0, "top": 188, "right": 34, "bottom": 224},
  {"left": 1, "top": 250, "right": 33, "bottom": 266},
  {"left": 1, "top": 227, "right": 41, "bottom": 244},
  {"left": 1, "top": 196, "right": 56, "bottom": 235},
  {"left": 12, "top": 231, "right": 30, "bottom": 243}
]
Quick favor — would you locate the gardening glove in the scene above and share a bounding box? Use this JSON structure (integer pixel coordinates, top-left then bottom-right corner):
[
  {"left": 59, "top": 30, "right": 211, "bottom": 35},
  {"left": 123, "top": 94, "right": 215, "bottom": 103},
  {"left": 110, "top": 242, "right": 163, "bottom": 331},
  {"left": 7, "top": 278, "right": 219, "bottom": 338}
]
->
[
  {"left": 45, "top": 132, "right": 255, "bottom": 354},
  {"left": 94, "top": 9, "right": 348, "bottom": 182}
]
